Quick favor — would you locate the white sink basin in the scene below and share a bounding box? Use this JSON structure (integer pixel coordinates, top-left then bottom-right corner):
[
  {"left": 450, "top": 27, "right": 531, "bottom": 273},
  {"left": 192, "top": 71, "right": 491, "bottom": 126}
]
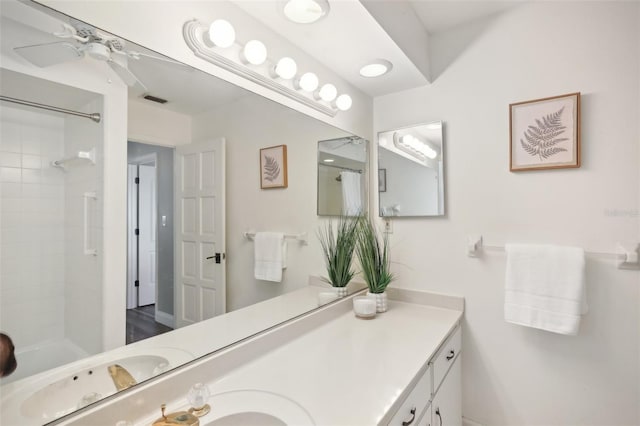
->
[
  {"left": 201, "top": 390, "right": 314, "bottom": 426},
  {"left": 1, "top": 347, "right": 193, "bottom": 425},
  {"left": 207, "top": 412, "right": 286, "bottom": 425},
  {"left": 22, "top": 355, "right": 169, "bottom": 421}
]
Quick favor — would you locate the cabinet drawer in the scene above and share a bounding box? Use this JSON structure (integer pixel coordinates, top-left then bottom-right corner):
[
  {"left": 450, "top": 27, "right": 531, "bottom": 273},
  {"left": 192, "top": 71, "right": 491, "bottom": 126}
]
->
[
  {"left": 388, "top": 365, "right": 432, "bottom": 426},
  {"left": 431, "top": 325, "right": 461, "bottom": 393}
]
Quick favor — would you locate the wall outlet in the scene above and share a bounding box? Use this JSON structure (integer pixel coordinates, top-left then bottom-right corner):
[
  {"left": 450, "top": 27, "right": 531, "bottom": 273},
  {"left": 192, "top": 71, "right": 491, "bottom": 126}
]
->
[{"left": 384, "top": 218, "right": 393, "bottom": 234}]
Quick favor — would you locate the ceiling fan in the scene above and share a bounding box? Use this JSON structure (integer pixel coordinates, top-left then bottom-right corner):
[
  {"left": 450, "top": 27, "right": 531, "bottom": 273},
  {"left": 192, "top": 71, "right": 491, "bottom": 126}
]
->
[{"left": 14, "top": 22, "right": 184, "bottom": 91}]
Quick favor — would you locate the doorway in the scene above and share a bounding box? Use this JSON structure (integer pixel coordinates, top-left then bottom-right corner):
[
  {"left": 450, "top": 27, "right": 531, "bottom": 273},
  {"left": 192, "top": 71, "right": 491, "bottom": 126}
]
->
[{"left": 126, "top": 142, "right": 175, "bottom": 344}]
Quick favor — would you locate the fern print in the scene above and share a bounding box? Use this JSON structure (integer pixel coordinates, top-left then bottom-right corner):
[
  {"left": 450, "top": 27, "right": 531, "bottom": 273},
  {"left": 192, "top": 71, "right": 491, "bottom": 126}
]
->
[
  {"left": 520, "top": 107, "right": 569, "bottom": 161},
  {"left": 263, "top": 156, "right": 280, "bottom": 182}
]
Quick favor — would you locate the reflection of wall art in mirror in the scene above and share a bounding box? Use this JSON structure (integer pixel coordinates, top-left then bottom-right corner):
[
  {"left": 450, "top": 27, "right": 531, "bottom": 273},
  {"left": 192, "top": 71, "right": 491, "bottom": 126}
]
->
[
  {"left": 510, "top": 92, "right": 581, "bottom": 172},
  {"left": 260, "top": 145, "right": 288, "bottom": 189},
  {"left": 378, "top": 169, "right": 387, "bottom": 192},
  {"left": 378, "top": 121, "right": 445, "bottom": 217}
]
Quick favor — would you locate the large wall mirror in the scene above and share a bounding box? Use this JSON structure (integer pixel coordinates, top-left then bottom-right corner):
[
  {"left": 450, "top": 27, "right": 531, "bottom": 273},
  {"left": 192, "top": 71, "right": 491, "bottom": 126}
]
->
[
  {"left": 317, "top": 136, "right": 368, "bottom": 216},
  {"left": 378, "top": 121, "right": 445, "bottom": 217},
  {"left": 0, "top": 1, "right": 362, "bottom": 423}
]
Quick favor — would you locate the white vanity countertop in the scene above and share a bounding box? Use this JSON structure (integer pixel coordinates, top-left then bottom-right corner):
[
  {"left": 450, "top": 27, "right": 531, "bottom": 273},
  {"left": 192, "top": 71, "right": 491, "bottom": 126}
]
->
[{"left": 191, "top": 299, "right": 463, "bottom": 425}]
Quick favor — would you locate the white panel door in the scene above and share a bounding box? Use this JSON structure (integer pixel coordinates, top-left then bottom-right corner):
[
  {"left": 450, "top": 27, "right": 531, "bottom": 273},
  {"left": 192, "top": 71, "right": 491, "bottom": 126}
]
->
[
  {"left": 175, "top": 138, "right": 225, "bottom": 328},
  {"left": 138, "top": 164, "right": 157, "bottom": 306}
]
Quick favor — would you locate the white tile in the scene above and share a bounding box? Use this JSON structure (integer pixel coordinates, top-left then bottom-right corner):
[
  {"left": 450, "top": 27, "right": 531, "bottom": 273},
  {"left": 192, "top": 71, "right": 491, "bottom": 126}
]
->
[
  {"left": 0, "top": 152, "right": 21, "bottom": 168},
  {"left": 21, "top": 129, "right": 41, "bottom": 155},
  {"left": 21, "top": 183, "right": 40, "bottom": 198},
  {"left": 0, "top": 122, "right": 21, "bottom": 153},
  {"left": 0, "top": 167, "right": 21, "bottom": 183},
  {"left": 0, "top": 182, "right": 21, "bottom": 198},
  {"left": 21, "top": 154, "right": 41, "bottom": 169},
  {"left": 21, "top": 168, "right": 41, "bottom": 184}
]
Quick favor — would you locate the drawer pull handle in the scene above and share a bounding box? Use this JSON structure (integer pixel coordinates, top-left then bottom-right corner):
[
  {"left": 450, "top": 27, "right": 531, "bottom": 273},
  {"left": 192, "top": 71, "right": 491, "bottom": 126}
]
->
[
  {"left": 401, "top": 407, "right": 416, "bottom": 426},
  {"left": 446, "top": 350, "right": 455, "bottom": 361},
  {"left": 435, "top": 407, "right": 443, "bottom": 426}
]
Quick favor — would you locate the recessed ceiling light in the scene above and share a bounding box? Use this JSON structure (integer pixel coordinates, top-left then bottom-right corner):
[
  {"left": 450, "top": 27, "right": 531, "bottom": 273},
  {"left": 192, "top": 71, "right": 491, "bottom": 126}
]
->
[
  {"left": 323, "top": 158, "right": 335, "bottom": 163},
  {"left": 283, "top": 0, "right": 330, "bottom": 24},
  {"left": 359, "top": 59, "right": 393, "bottom": 78}
]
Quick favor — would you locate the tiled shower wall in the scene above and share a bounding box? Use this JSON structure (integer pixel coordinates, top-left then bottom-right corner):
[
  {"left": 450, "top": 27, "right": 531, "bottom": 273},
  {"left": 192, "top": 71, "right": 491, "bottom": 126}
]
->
[
  {"left": 0, "top": 105, "right": 66, "bottom": 349},
  {"left": 64, "top": 98, "right": 103, "bottom": 356}
]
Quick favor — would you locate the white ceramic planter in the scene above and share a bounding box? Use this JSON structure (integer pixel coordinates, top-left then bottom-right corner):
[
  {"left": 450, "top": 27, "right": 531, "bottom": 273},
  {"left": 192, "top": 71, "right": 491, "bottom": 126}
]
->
[
  {"left": 334, "top": 287, "right": 348, "bottom": 298},
  {"left": 367, "top": 291, "right": 388, "bottom": 313}
]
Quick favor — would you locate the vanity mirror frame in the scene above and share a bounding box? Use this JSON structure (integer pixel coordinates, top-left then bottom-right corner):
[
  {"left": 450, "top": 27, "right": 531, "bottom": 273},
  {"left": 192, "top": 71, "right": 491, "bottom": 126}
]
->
[{"left": 377, "top": 121, "right": 446, "bottom": 218}]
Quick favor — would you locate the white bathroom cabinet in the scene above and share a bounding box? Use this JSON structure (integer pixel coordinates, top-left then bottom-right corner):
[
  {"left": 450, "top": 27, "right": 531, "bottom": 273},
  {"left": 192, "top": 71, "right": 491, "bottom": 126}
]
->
[{"left": 390, "top": 324, "right": 462, "bottom": 426}]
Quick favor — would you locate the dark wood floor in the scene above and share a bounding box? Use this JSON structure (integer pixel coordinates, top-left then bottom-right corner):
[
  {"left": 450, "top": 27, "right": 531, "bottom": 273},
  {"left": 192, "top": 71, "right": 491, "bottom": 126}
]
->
[{"left": 126, "top": 305, "right": 173, "bottom": 344}]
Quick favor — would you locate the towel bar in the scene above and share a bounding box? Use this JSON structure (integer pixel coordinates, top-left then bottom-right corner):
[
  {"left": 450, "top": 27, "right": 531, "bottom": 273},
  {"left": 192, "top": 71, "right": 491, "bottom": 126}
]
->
[
  {"left": 243, "top": 230, "right": 308, "bottom": 245},
  {"left": 466, "top": 235, "right": 639, "bottom": 270}
]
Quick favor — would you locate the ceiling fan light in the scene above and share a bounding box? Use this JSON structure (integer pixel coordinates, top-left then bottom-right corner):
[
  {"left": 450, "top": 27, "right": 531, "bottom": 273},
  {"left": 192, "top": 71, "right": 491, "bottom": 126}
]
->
[
  {"left": 297, "top": 72, "right": 319, "bottom": 92},
  {"left": 318, "top": 83, "right": 337, "bottom": 102},
  {"left": 359, "top": 59, "right": 393, "bottom": 78},
  {"left": 275, "top": 57, "right": 297, "bottom": 79},
  {"left": 283, "top": 0, "right": 330, "bottom": 24},
  {"left": 242, "top": 40, "right": 267, "bottom": 65},
  {"left": 208, "top": 19, "right": 236, "bottom": 48},
  {"left": 335, "top": 94, "right": 352, "bottom": 111}
]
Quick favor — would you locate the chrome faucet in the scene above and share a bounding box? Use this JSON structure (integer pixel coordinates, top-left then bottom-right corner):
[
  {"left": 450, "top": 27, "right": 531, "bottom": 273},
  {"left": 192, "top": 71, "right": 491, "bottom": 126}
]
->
[{"left": 107, "top": 364, "right": 137, "bottom": 391}]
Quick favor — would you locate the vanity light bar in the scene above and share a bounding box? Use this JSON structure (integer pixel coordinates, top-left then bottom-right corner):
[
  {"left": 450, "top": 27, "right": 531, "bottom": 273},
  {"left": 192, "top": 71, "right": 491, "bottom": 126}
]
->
[{"left": 183, "top": 20, "right": 352, "bottom": 117}]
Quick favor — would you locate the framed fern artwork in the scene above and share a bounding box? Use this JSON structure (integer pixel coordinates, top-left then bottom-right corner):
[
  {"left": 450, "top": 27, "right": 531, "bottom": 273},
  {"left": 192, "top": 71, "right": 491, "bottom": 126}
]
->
[
  {"left": 260, "top": 144, "right": 288, "bottom": 189},
  {"left": 509, "top": 92, "right": 581, "bottom": 171}
]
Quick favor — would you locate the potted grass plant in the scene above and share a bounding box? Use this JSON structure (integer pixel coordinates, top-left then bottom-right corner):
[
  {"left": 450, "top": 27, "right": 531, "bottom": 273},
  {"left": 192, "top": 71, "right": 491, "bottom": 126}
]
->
[
  {"left": 317, "top": 216, "right": 360, "bottom": 297},
  {"left": 356, "top": 217, "right": 394, "bottom": 312}
]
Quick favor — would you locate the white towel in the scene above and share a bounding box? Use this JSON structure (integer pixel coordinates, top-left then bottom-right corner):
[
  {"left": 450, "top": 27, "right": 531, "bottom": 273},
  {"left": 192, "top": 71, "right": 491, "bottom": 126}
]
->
[
  {"left": 505, "top": 244, "right": 587, "bottom": 335},
  {"left": 254, "top": 232, "right": 287, "bottom": 282},
  {"left": 340, "top": 171, "right": 362, "bottom": 216}
]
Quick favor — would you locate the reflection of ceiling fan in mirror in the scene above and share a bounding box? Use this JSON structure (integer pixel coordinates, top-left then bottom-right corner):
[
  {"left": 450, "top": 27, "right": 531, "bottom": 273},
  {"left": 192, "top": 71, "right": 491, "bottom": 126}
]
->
[{"left": 14, "top": 22, "right": 184, "bottom": 92}]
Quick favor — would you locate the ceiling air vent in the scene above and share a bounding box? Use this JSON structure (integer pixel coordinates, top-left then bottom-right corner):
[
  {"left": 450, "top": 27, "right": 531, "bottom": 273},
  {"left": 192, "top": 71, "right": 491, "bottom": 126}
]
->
[{"left": 142, "top": 94, "right": 168, "bottom": 104}]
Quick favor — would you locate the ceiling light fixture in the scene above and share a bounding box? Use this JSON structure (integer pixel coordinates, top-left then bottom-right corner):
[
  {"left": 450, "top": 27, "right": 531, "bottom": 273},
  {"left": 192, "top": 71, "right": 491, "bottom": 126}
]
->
[
  {"left": 395, "top": 133, "right": 438, "bottom": 160},
  {"left": 283, "top": 0, "right": 330, "bottom": 24},
  {"left": 323, "top": 158, "right": 335, "bottom": 163},
  {"left": 208, "top": 19, "right": 235, "bottom": 48},
  {"left": 241, "top": 40, "right": 267, "bottom": 65},
  {"left": 317, "top": 83, "right": 337, "bottom": 102},
  {"left": 334, "top": 94, "right": 352, "bottom": 111},
  {"left": 274, "top": 57, "right": 298, "bottom": 79},
  {"left": 359, "top": 59, "right": 393, "bottom": 78},
  {"left": 295, "top": 72, "right": 319, "bottom": 92},
  {"left": 184, "top": 19, "right": 351, "bottom": 116}
]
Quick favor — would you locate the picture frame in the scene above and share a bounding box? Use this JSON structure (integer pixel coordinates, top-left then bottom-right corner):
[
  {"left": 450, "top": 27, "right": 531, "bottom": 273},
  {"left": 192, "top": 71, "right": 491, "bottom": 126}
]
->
[
  {"left": 260, "top": 144, "right": 288, "bottom": 189},
  {"left": 509, "top": 92, "right": 581, "bottom": 171},
  {"left": 378, "top": 168, "right": 387, "bottom": 192}
]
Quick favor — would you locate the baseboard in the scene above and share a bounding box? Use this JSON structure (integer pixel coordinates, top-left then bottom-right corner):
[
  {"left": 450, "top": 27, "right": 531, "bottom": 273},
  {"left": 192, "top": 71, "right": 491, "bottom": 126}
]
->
[
  {"left": 463, "top": 416, "right": 484, "bottom": 426},
  {"left": 155, "top": 310, "right": 174, "bottom": 329}
]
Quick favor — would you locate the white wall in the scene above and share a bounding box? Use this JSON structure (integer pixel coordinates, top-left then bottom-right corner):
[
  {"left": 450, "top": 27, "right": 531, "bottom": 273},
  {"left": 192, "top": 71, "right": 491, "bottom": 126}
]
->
[
  {"left": 191, "top": 95, "right": 350, "bottom": 311},
  {"left": 0, "top": 106, "right": 66, "bottom": 351},
  {"left": 374, "top": 2, "right": 639, "bottom": 425},
  {"left": 128, "top": 99, "right": 192, "bottom": 147}
]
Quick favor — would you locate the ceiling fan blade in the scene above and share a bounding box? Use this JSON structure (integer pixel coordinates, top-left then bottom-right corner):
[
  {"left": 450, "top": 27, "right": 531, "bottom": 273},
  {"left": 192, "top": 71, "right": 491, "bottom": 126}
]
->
[
  {"left": 107, "top": 55, "right": 147, "bottom": 91},
  {"left": 127, "top": 50, "right": 191, "bottom": 70},
  {"left": 14, "top": 41, "right": 82, "bottom": 67}
]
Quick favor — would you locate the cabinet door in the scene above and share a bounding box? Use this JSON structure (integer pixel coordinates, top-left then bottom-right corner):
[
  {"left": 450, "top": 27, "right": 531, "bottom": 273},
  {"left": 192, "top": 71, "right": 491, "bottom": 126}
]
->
[{"left": 431, "top": 356, "right": 461, "bottom": 426}]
